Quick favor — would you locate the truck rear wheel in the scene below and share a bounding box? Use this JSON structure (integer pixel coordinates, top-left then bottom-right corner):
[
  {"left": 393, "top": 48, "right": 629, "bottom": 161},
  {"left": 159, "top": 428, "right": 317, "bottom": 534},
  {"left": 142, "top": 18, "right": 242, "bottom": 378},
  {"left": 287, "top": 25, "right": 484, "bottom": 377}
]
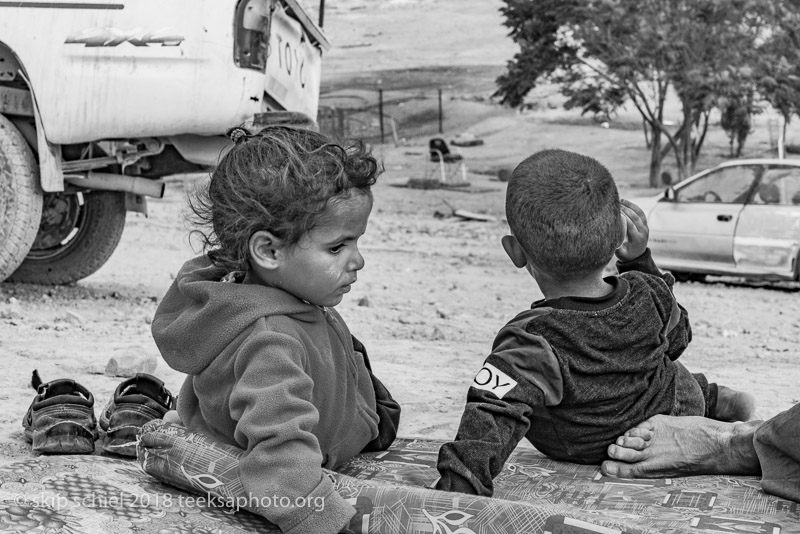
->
[
  {"left": 0, "top": 113, "right": 42, "bottom": 282},
  {"left": 8, "top": 190, "right": 126, "bottom": 285}
]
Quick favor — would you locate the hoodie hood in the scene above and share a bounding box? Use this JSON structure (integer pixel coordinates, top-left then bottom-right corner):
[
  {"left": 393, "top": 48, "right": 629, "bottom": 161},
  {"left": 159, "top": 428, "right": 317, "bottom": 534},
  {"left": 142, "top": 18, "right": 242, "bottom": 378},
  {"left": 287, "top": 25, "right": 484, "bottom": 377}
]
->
[{"left": 152, "top": 255, "right": 321, "bottom": 375}]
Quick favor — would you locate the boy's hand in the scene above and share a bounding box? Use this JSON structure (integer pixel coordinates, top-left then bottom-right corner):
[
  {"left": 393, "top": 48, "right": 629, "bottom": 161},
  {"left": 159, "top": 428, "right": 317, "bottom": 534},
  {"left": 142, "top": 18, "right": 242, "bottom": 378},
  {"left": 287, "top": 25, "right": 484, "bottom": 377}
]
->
[{"left": 616, "top": 199, "right": 649, "bottom": 262}]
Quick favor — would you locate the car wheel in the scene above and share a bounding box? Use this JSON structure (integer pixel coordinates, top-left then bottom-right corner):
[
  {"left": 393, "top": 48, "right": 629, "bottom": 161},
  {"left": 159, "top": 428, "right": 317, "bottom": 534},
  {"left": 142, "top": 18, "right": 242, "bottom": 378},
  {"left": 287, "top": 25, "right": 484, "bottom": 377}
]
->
[
  {"left": 672, "top": 271, "right": 706, "bottom": 283},
  {"left": 671, "top": 271, "right": 692, "bottom": 283},
  {"left": 8, "top": 190, "right": 126, "bottom": 285},
  {"left": 0, "top": 114, "right": 43, "bottom": 282},
  {"left": 795, "top": 251, "right": 800, "bottom": 281}
]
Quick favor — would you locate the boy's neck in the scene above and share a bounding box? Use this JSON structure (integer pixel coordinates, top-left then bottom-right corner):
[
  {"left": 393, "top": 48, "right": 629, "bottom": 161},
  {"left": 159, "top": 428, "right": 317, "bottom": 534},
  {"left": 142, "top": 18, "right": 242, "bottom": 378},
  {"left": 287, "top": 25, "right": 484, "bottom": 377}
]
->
[{"left": 535, "top": 269, "right": 614, "bottom": 301}]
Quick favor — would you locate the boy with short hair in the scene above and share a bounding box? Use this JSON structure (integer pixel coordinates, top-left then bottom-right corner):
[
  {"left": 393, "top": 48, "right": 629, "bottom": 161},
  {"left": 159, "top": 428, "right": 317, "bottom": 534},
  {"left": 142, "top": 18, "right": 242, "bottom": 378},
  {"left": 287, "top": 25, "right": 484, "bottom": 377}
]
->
[{"left": 435, "top": 149, "right": 755, "bottom": 496}]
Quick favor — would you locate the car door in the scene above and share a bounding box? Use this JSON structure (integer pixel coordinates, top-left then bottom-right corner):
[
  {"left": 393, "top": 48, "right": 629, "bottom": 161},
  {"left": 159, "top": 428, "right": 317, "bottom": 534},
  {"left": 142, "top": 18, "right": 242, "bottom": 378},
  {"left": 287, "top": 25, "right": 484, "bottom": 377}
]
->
[
  {"left": 647, "top": 164, "right": 761, "bottom": 269},
  {"left": 734, "top": 165, "right": 800, "bottom": 278}
]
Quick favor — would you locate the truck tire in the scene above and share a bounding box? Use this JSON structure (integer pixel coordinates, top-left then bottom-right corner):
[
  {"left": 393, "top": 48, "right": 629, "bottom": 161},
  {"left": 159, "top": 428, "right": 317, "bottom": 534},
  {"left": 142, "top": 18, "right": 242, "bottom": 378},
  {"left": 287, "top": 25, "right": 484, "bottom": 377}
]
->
[
  {"left": 0, "top": 114, "right": 42, "bottom": 282},
  {"left": 8, "top": 190, "right": 126, "bottom": 285}
]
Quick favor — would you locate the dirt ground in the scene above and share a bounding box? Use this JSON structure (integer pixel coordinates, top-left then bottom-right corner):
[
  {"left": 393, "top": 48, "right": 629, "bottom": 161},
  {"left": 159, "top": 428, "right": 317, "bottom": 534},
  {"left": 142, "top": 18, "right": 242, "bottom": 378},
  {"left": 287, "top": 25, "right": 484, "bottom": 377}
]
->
[{"left": 1, "top": 0, "right": 799, "bottom": 465}]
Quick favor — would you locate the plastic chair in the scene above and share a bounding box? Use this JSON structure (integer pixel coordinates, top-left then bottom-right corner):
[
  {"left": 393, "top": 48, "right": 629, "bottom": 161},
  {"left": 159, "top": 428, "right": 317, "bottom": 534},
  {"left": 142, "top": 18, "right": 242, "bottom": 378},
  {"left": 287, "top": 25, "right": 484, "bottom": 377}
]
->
[{"left": 426, "top": 138, "right": 466, "bottom": 184}]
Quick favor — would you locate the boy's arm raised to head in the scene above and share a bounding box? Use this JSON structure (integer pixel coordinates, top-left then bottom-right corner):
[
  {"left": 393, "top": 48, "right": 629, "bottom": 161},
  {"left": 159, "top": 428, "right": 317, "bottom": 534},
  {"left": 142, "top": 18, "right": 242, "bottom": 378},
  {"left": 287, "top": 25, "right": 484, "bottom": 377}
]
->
[
  {"left": 435, "top": 324, "right": 561, "bottom": 497},
  {"left": 616, "top": 199, "right": 650, "bottom": 263},
  {"left": 653, "top": 280, "right": 692, "bottom": 360},
  {"left": 615, "top": 199, "right": 672, "bottom": 282},
  {"left": 617, "top": 248, "right": 678, "bottom": 286},
  {"left": 230, "top": 331, "right": 355, "bottom": 534},
  {"left": 615, "top": 200, "right": 691, "bottom": 358},
  {"left": 618, "top": 250, "right": 692, "bottom": 360}
]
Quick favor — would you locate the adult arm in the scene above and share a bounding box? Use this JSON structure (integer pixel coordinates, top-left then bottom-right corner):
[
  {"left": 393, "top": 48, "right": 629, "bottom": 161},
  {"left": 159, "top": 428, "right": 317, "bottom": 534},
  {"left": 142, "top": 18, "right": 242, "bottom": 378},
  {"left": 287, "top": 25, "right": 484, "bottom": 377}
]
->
[{"left": 230, "top": 328, "right": 355, "bottom": 534}]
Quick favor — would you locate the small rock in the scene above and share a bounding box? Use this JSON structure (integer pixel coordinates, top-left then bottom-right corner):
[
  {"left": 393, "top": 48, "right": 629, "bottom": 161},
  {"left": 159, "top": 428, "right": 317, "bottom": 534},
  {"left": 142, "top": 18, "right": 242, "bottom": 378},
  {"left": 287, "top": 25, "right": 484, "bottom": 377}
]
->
[
  {"left": 357, "top": 296, "right": 371, "bottom": 307},
  {"left": 0, "top": 297, "right": 23, "bottom": 320},
  {"left": 104, "top": 347, "right": 157, "bottom": 377},
  {"left": 64, "top": 310, "right": 87, "bottom": 326},
  {"left": 429, "top": 327, "right": 446, "bottom": 341},
  {"left": 435, "top": 308, "right": 448, "bottom": 319}
]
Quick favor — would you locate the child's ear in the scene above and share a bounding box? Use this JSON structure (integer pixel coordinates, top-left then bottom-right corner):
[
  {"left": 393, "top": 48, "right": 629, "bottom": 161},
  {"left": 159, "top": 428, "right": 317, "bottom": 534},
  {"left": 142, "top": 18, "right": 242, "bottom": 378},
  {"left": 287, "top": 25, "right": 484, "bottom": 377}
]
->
[
  {"left": 501, "top": 235, "right": 528, "bottom": 269},
  {"left": 249, "top": 230, "right": 283, "bottom": 270}
]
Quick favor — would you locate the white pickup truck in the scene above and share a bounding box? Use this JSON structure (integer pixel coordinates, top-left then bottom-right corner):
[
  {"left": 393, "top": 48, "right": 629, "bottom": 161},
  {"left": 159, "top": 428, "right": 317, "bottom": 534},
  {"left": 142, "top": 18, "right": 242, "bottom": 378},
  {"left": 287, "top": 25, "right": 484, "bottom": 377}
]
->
[{"left": 0, "top": 0, "right": 328, "bottom": 284}]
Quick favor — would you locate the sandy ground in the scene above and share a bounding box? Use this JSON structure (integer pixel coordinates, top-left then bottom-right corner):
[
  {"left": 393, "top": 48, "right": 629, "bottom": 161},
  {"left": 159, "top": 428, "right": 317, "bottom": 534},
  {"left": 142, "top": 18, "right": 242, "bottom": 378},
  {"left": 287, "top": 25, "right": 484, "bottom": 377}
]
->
[{"left": 1, "top": 0, "right": 799, "bottom": 465}]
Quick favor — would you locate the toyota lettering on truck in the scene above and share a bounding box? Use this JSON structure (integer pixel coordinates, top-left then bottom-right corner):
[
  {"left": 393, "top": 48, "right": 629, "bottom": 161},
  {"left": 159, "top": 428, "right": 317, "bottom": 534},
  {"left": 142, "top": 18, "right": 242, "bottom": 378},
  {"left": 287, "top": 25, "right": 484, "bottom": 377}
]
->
[{"left": 0, "top": 0, "right": 329, "bottom": 285}]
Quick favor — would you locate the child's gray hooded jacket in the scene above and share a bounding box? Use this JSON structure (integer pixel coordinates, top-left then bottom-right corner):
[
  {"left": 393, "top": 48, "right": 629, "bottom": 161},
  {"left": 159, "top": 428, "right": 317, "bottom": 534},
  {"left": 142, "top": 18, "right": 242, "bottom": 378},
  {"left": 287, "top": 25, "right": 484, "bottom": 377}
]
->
[{"left": 152, "top": 255, "right": 397, "bottom": 534}]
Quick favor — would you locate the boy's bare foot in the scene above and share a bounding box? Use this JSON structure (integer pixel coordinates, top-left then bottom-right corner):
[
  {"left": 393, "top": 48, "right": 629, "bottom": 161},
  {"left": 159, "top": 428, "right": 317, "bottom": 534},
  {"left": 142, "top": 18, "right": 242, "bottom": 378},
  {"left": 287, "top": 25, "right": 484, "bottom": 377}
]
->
[
  {"left": 714, "top": 385, "right": 757, "bottom": 422},
  {"left": 601, "top": 414, "right": 762, "bottom": 478}
]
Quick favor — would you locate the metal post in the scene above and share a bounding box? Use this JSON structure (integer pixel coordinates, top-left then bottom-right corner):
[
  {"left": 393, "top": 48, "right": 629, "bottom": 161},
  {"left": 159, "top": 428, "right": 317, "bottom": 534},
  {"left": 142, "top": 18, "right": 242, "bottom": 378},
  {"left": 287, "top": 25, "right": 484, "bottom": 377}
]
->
[
  {"left": 318, "top": 0, "right": 325, "bottom": 27},
  {"left": 337, "top": 108, "right": 345, "bottom": 138},
  {"left": 438, "top": 88, "right": 443, "bottom": 134},
  {"left": 378, "top": 88, "right": 385, "bottom": 144}
]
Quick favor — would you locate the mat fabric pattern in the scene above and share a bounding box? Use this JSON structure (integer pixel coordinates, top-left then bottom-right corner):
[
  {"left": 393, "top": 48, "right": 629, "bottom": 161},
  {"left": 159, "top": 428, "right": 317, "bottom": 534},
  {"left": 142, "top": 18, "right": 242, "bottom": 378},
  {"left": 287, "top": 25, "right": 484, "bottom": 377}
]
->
[{"left": 0, "top": 423, "right": 798, "bottom": 533}]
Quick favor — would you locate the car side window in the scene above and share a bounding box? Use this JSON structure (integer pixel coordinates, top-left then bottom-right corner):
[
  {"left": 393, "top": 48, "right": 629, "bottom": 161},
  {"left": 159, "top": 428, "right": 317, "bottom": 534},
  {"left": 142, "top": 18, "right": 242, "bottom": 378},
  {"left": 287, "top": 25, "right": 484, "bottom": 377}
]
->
[
  {"left": 676, "top": 166, "right": 760, "bottom": 204},
  {"left": 753, "top": 167, "right": 800, "bottom": 206}
]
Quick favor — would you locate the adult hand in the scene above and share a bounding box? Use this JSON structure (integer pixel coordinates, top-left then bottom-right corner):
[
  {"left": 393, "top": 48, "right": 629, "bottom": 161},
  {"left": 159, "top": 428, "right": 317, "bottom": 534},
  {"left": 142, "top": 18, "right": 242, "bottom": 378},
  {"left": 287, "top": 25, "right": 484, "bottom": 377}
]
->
[{"left": 615, "top": 199, "right": 649, "bottom": 262}]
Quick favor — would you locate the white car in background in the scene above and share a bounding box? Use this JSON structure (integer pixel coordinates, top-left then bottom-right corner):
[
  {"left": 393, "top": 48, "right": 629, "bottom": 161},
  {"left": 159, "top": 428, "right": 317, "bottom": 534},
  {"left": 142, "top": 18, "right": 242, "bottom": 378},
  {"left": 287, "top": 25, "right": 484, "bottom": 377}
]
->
[{"left": 630, "top": 159, "right": 800, "bottom": 282}]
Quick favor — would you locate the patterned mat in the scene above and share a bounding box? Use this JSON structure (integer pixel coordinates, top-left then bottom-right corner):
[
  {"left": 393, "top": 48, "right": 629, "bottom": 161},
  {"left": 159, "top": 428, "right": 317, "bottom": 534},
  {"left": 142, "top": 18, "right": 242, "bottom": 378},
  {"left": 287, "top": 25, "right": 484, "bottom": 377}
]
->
[{"left": 1, "top": 433, "right": 798, "bottom": 533}]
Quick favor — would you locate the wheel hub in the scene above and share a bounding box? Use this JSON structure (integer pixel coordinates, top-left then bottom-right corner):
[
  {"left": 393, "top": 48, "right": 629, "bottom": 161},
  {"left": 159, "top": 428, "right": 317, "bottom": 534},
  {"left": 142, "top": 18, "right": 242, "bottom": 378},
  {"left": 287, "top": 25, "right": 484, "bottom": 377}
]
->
[{"left": 31, "top": 193, "right": 82, "bottom": 251}]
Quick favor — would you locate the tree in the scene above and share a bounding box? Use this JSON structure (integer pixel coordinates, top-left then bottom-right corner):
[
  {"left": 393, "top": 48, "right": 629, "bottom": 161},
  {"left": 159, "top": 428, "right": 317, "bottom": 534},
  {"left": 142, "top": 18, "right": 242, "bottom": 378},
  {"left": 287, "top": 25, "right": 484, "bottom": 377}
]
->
[
  {"left": 755, "top": 5, "right": 800, "bottom": 155},
  {"left": 495, "top": 0, "right": 776, "bottom": 186},
  {"left": 719, "top": 89, "right": 756, "bottom": 158}
]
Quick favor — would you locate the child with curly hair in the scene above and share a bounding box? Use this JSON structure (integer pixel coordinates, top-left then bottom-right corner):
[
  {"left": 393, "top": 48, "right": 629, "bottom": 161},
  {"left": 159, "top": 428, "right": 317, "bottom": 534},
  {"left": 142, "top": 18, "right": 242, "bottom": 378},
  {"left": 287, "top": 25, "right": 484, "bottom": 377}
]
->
[
  {"left": 151, "top": 126, "right": 400, "bottom": 534},
  {"left": 436, "top": 149, "right": 755, "bottom": 496}
]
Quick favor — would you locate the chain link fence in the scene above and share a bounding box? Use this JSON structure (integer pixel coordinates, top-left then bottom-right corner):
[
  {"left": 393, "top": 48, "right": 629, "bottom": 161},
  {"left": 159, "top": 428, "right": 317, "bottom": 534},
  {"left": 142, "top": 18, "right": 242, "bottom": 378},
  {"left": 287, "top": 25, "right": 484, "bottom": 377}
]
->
[{"left": 317, "top": 88, "right": 444, "bottom": 143}]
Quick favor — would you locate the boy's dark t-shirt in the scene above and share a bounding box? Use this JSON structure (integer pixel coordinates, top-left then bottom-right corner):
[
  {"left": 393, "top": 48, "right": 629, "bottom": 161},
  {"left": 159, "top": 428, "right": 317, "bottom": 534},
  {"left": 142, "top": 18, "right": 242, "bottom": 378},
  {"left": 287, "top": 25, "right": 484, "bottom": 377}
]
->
[{"left": 436, "top": 249, "right": 693, "bottom": 496}]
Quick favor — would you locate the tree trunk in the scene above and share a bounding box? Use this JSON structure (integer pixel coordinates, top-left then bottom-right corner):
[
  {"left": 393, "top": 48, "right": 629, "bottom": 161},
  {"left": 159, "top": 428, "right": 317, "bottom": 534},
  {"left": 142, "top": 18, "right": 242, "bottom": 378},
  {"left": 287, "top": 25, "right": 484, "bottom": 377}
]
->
[
  {"left": 779, "top": 116, "right": 788, "bottom": 159},
  {"left": 673, "top": 107, "right": 692, "bottom": 181},
  {"left": 690, "top": 111, "right": 710, "bottom": 173},
  {"left": 648, "top": 128, "right": 662, "bottom": 188}
]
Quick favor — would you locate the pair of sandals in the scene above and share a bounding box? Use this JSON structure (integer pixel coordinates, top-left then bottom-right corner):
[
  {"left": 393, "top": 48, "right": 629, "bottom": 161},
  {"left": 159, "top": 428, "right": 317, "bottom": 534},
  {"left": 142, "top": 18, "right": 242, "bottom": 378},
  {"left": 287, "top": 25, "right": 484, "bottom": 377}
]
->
[{"left": 23, "top": 370, "right": 176, "bottom": 456}]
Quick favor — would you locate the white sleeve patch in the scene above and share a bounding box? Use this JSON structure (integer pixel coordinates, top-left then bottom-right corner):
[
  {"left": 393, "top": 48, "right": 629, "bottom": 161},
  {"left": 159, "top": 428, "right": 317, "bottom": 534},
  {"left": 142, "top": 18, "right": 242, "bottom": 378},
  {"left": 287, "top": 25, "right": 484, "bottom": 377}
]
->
[{"left": 471, "top": 362, "right": 517, "bottom": 399}]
